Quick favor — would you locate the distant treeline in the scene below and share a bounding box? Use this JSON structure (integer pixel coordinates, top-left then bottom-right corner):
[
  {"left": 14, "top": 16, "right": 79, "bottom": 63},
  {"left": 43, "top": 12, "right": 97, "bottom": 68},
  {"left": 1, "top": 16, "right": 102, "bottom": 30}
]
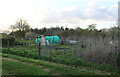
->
[
  {"left": 10, "top": 25, "right": 118, "bottom": 41},
  {"left": 9, "top": 19, "right": 118, "bottom": 40}
]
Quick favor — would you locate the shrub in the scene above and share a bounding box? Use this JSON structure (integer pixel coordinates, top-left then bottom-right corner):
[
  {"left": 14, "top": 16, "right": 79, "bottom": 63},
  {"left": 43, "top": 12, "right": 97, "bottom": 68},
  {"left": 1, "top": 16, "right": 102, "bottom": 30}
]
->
[
  {"left": 2, "top": 47, "right": 119, "bottom": 73},
  {"left": 15, "top": 40, "right": 20, "bottom": 45},
  {"left": 117, "top": 53, "right": 120, "bottom": 69},
  {"left": 76, "top": 58, "right": 86, "bottom": 66},
  {"left": 100, "top": 64, "right": 118, "bottom": 72},
  {"left": 2, "top": 37, "right": 15, "bottom": 47},
  {"left": 25, "top": 53, "right": 39, "bottom": 59},
  {"left": 2, "top": 48, "right": 8, "bottom": 53}
]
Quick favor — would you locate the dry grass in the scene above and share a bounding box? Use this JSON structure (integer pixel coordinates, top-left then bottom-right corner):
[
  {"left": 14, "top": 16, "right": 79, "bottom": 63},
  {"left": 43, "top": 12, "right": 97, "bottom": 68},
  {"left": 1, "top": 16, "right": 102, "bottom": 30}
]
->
[{"left": 70, "top": 35, "right": 118, "bottom": 66}]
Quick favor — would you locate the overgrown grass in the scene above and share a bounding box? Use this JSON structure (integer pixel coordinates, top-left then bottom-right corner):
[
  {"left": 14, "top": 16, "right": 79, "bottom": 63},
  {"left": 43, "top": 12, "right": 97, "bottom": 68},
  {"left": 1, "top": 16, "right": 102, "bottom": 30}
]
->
[
  {"left": 2, "top": 59, "right": 49, "bottom": 75},
  {"left": 2, "top": 53, "right": 119, "bottom": 75},
  {"left": 2, "top": 47, "right": 119, "bottom": 75},
  {"left": 2, "top": 39, "right": 119, "bottom": 75}
]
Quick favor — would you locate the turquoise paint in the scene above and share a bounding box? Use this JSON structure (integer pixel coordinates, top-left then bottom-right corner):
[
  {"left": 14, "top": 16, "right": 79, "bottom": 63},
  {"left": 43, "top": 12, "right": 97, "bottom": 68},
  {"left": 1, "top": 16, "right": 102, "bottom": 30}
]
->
[
  {"left": 45, "top": 36, "right": 61, "bottom": 45},
  {"left": 36, "top": 35, "right": 61, "bottom": 45},
  {"left": 35, "top": 37, "right": 40, "bottom": 44}
]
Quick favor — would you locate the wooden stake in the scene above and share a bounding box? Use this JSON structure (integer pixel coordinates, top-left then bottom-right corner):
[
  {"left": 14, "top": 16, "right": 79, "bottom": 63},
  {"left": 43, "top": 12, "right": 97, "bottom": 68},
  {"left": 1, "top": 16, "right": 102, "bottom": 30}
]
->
[
  {"left": 50, "top": 43, "right": 52, "bottom": 61},
  {"left": 38, "top": 42, "right": 41, "bottom": 58},
  {"left": 7, "top": 40, "right": 9, "bottom": 51},
  {"left": 75, "top": 44, "right": 78, "bottom": 68},
  {"left": 24, "top": 42, "right": 26, "bottom": 53}
]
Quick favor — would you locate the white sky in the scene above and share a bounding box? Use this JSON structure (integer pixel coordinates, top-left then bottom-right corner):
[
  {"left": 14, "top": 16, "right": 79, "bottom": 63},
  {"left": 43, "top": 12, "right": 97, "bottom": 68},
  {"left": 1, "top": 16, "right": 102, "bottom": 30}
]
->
[{"left": 0, "top": 0, "right": 119, "bottom": 31}]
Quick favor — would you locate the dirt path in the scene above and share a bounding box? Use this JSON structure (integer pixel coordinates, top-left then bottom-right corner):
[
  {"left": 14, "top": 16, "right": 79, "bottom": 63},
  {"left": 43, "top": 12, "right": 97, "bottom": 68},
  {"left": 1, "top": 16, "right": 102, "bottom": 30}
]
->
[{"left": 2, "top": 57, "right": 62, "bottom": 76}]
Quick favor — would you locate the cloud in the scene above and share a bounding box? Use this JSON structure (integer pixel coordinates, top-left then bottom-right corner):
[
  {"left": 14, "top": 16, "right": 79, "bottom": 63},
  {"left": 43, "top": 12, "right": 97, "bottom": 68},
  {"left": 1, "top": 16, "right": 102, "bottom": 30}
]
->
[
  {"left": 40, "top": 1, "right": 117, "bottom": 26},
  {"left": 0, "top": 0, "right": 118, "bottom": 30},
  {"left": 0, "top": 0, "right": 48, "bottom": 30}
]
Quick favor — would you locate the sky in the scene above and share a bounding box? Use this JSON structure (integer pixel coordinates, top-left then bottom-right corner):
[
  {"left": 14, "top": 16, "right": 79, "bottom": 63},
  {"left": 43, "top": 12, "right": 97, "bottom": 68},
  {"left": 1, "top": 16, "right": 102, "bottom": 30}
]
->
[{"left": 0, "top": 0, "right": 119, "bottom": 31}]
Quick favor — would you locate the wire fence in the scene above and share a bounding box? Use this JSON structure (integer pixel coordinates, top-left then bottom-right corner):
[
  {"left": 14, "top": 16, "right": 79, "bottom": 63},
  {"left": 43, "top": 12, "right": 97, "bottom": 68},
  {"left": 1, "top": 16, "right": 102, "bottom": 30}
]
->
[{"left": 2, "top": 36, "right": 119, "bottom": 68}]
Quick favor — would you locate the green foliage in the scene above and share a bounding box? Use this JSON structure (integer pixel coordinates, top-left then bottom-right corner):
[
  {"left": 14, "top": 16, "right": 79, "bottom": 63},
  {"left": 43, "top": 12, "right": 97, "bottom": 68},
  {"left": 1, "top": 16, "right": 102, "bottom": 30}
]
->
[
  {"left": 2, "top": 47, "right": 119, "bottom": 74},
  {"left": 2, "top": 53, "right": 113, "bottom": 75},
  {"left": 87, "top": 24, "right": 96, "bottom": 31},
  {"left": 2, "top": 37, "right": 119, "bottom": 74},
  {"left": 15, "top": 39, "right": 20, "bottom": 44},
  {"left": 75, "top": 58, "right": 118, "bottom": 73},
  {"left": 76, "top": 58, "right": 85, "bottom": 66},
  {"left": 2, "top": 48, "right": 26, "bottom": 57},
  {"left": 2, "top": 48, "right": 49, "bottom": 60},
  {"left": 85, "top": 62, "right": 118, "bottom": 73},
  {"left": 25, "top": 53, "right": 39, "bottom": 59},
  {"left": 2, "top": 37, "right": 15, "bottom": 47},
  {"left": 11, "top": 31, "right": 26, "bottom": 38},
  {"left": 99, "top": 64, "right": 118, "bottom": 72},
  {"left": 11, "top": 19, "right": 30, "bottom": 32},
  {"left": 117, "top": 53, "right": 120, "bottom": 69},
  {"left": 2, "top": 33, "right": 7, "bottom": 38},
  {"left": 2, "top": 59, "right": 49, "bottom": 75}
]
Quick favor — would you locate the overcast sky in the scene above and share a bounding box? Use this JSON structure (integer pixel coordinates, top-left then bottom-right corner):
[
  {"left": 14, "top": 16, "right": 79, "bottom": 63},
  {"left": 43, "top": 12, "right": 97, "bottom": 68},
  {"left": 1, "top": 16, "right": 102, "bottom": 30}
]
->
[{"left": 0, "top": 0, "right": 118, "bottom": 31}]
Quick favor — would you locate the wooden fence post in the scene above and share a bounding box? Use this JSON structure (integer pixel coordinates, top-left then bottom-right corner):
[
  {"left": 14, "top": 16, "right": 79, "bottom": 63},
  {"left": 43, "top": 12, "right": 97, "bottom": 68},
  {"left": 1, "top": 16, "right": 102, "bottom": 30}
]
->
[
  {"left": 75, "top": 44, "right": 78, "bottom": 68},
  {"left": 38, "top": 42, "right": 41, "bottom": 58},
  {"left": 24, "top": 42, "right": 26, "bottom": 53},
  {"left": 50, "top": 43, "right": 52, "bottom": 61},
  {"left": 7, "top": 39, "right": 9, "bottom": 51}
]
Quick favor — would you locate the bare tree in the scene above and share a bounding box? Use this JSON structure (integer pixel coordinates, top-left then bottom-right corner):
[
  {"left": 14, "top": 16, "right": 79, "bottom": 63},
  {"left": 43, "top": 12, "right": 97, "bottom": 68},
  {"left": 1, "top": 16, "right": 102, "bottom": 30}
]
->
[
  {"left": 87, "top": 24, "right": 96, "bottom": 31},
  {"left": 11, "top": 19, "right": 30, "bottom": 31}
]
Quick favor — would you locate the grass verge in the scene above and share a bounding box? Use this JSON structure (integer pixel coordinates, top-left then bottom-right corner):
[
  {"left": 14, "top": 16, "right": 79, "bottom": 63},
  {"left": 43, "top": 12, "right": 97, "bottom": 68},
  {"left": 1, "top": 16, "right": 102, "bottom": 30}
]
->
[
  {"left": 2, "top": 59, "right": 49, "bottom": 75},
  {"left": 1, "top": 53, "right": 118, "bottom": 75}
]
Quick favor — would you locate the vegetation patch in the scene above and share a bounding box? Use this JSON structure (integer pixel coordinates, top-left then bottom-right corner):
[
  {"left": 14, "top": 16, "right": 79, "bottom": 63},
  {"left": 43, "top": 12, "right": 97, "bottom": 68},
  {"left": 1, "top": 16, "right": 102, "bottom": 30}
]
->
[
  {"left": 2, "top": 59, "right": 49, "bottom": 75},
  {"left": 2, "top": 53, "right": 119, "bottom": 75}
]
